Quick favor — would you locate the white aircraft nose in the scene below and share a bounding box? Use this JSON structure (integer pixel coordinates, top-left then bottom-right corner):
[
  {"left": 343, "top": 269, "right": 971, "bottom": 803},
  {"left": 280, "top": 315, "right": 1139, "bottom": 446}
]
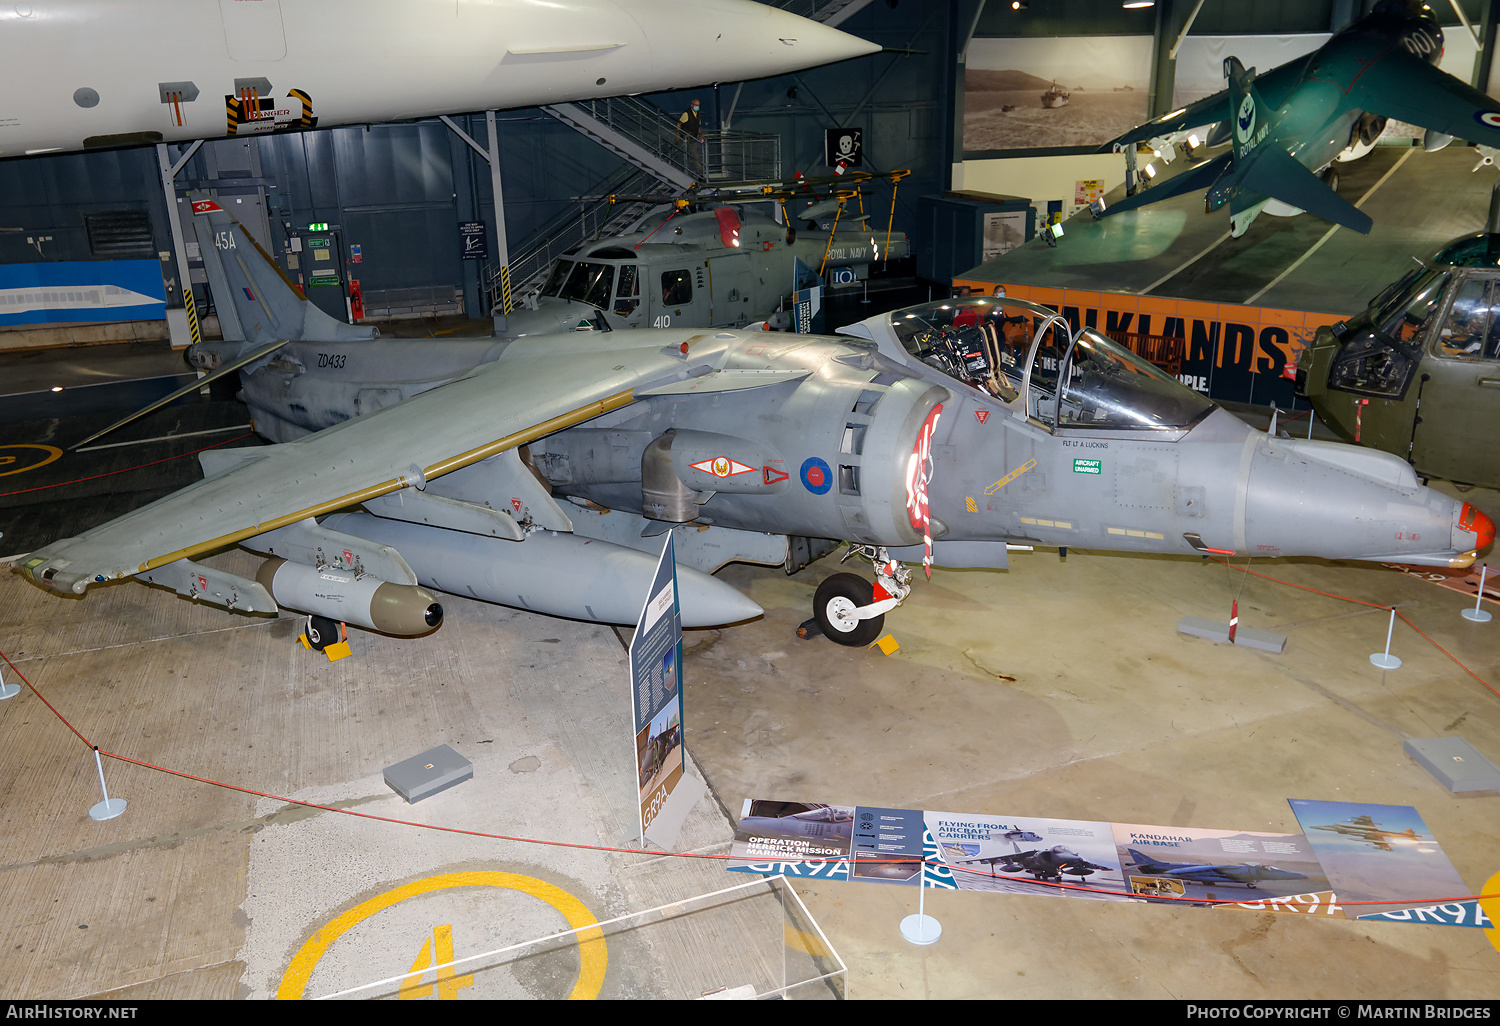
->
[{"left": 624, "top": 0, "right": 879, "bottom": 83}]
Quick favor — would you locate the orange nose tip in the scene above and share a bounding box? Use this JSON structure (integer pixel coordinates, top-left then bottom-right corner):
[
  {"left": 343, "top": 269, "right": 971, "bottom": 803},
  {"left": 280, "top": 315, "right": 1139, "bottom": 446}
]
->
[{"left": 1460, "top": 502, "right": 1495, "bottom": 551}]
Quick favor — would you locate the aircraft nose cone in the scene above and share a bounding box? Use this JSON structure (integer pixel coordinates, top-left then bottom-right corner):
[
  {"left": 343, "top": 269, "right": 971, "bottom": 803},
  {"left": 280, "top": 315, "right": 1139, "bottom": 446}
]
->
[
  {"left": 1460, "top": 502, "right": 1495, "bottom": 552},
  {"left": 669, "top": 0, "right": 879, "bottom": 80}
]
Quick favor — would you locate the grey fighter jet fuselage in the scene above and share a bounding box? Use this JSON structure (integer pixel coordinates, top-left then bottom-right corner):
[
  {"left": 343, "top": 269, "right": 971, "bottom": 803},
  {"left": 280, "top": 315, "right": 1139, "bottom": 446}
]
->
[{"left": 22, "top": 283, "right": 1496, "bottom": 651}]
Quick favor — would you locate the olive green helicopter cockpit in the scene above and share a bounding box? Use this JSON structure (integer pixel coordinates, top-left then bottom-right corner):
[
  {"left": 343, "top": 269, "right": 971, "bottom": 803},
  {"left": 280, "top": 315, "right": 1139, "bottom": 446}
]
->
[{"left": 1296, "top": 233, "right": 1500, "bottom": 487}]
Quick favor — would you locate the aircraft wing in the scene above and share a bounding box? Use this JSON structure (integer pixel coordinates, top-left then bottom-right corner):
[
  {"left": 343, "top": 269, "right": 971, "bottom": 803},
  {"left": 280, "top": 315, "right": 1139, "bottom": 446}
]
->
[
  {"left": 1095, "top": 151, "right": 1234, "bottom": 219},
  {"left": 1348, "top": 47, "right": 1500, "bottom": 147},
  {"left": 17, "top": 335, "right": 722, "bottom": 594},
  {"left": 1099, "top": 88, "right": 1229, "bottom": 150}
]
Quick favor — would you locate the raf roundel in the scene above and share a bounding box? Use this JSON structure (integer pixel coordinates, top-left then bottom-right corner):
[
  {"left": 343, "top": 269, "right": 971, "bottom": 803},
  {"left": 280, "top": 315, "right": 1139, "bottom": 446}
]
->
[
  {"left": 1477, "top": 111, "right": 1500, "bottom": 129},
  {"left": 800, "top": 456, "right": 832, "bottom": 495}
]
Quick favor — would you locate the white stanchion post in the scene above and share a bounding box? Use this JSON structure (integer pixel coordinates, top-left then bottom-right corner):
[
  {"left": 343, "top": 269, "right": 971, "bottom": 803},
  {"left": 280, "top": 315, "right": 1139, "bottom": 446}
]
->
[
  {"left": 0, "top": 662, "right": 19, "bottom": 700},
  {"left": 1462, "top": 565, "right": 1492, "bottom": 623},
  {"left": 1370, "top": 607, "right": 1402, "bottom": 669},
  {"left": 900, "top": 860, "right": 941, "bottom": 945},
  {"left": 88, "top": 747, "right": 126, "bottom": 821}
]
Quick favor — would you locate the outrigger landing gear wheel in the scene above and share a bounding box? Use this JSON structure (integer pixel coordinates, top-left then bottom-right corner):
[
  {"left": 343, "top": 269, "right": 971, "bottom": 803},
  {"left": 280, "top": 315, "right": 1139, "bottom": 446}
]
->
[
  {"left": 306, "top": 615, "right": 341, "bottom": 653},
  {"left": 813, "top": 573, "right": 883, "bottom": 647}
]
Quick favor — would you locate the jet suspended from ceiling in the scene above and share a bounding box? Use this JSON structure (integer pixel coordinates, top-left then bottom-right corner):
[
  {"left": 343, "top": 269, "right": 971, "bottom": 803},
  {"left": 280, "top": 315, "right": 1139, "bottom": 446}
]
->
[{"left": 1097, "top": 0, "right": 1500, "bottom": 237}]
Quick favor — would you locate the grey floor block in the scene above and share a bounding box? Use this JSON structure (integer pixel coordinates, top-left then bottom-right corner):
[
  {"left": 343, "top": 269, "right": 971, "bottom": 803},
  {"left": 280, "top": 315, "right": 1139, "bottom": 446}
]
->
[
  {"left": 1403, "top": 737, "right": 1500, "bottom": 793},
  {"left": 384, "top": 744, "right": 474, "bottom": 803}
]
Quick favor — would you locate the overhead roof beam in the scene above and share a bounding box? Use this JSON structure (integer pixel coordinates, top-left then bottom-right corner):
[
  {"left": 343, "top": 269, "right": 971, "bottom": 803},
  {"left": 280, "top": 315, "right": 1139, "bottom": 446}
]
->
[
  {"left": 1448, "top": 0, "right": 1481, "bottom": 46},
  {"left": 1168, "top": 0, "right": 1209, "bottom": 62}
]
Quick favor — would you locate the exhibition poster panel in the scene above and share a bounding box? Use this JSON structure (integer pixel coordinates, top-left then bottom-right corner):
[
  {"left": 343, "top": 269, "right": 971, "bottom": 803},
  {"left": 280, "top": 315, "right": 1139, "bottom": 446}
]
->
[
  {"left": 1112, "top": 823, "right": 1328, "bottom": 910},
  {"left": 929, "top": 811, "right": 1130, "bottom": 901},
  {"left": 1290, "top": 799, "right": 1490, "bottom": 928},
  {"left": 727, "top": 798, "right": 1487, "bottom": 930},
  {"left": 630, "top": 535, "right": 684, "bottom": 839}
]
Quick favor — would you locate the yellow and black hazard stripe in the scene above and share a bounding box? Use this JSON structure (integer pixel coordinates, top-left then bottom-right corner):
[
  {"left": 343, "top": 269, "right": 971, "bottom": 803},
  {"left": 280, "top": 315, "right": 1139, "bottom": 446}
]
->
[
  {"left": 289, "top": 88, "right": 317, "bottom": 129},
  {"left": 499, "top": 265, "right": 514, "bottom": 314},
  {"left": 184, "top": 287, "right": 202, "bottom": 347}
]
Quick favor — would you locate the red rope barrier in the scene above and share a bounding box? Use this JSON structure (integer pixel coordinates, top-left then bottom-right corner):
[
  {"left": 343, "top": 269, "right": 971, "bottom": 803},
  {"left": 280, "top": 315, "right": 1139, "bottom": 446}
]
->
[
  {"left": 1, "top": 644, "right": 1495, "bottom": 911},
  {"left": 0, "top": 649, "right": 95, "bottom": 748},
  {"left": 1212, "top": 558, "right": 1495, "bottom": 697}
]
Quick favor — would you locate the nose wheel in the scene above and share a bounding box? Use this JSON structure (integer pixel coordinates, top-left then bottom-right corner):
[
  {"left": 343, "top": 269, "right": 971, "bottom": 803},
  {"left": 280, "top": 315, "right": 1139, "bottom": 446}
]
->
[
  {"left": 808, "top": 546, "right": 914, "bottom": 648},
  {"left": 814, "top": 573, "right": 883, "bottom": 647}
]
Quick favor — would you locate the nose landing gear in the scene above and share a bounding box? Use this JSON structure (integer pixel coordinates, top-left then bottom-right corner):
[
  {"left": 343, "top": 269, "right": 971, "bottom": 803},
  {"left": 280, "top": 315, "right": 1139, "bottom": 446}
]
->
[{"left": 810, "top": 546, "right": 913, "bottom": 647}]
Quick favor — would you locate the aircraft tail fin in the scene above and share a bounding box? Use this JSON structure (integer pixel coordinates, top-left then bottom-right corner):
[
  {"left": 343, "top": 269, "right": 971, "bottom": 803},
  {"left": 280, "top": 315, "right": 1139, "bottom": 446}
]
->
[
  {"left": 1224, "top": 57, "right": 1271, "bottom": 164},
  {"left": 1221, "top": 57, "right": 1372, "bottom": 235},
  {"left": 191, "top": 199, "right": 378, "bottom": 349}
]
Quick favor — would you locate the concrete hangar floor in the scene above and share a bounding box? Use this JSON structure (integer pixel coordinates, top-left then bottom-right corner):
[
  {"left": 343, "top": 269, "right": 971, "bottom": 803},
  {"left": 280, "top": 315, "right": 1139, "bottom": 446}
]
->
[{"left": 0, "top": 341, "right": 1499, "bottom": 1001}]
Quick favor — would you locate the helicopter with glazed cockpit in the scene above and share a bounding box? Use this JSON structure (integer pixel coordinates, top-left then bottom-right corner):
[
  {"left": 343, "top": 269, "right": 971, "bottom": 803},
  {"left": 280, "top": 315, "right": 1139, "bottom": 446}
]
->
[
  {"left": 1296, "top": 232, "right": 1500, "bottom": 489},
  {"left": 508, "top": 199, "right": 913, "bottom": 338}
]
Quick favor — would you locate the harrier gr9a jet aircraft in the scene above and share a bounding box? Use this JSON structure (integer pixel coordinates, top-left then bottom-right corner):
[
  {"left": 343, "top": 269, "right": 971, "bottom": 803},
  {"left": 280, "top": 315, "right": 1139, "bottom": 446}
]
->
[
  {"left": 1097, "top": 0, "right": 1500, "bottom": 237},
  {"left": 0, "top": 0, "right": 877, "bottom": 158},
  {"left": 948, "top": 842, "right": 1113, "bottom": 884},
  {"left": 16, "top": 279, "right": 1496, "bottom": 651},
  {"left": 80, "top": 198, "right": 908, "bottom": 445}
]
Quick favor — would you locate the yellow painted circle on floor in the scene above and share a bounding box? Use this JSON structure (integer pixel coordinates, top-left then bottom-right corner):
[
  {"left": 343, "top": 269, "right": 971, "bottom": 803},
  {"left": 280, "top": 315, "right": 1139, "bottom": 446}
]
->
[
  {"left": 277, "top": 871, "right": 607, "bottom": 1000},
  {"left": 1481, "top": 869, "right": 1500, "bottom": 956},
  {"left": 0, "top": 444, "right": 62, "bottom": 478}
]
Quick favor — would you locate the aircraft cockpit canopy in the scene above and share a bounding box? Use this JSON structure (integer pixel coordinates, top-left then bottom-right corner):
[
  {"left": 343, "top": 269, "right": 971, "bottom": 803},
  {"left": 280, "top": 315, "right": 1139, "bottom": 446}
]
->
[
  {"left": 1428, "top": 233, "right": 1500, "bottom": 269},
  {"left": 540, "top": 254, "right": 641, "bottom": 317},
  {"left": 878, "top": 297, "right": 1213, "bottom": 432}
]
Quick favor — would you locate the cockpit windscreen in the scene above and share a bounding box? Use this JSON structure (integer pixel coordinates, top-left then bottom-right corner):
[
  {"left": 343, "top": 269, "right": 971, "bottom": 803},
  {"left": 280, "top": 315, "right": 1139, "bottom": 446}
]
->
[
  {"left": 1056, "top": 329, "right": 1213, "bottom": 430},
  {"left": 542, "top": 260, "right": 616, "bottom": 309},
  {"left": 889, "top": 298, "right": 1212, "bottom": 430}
]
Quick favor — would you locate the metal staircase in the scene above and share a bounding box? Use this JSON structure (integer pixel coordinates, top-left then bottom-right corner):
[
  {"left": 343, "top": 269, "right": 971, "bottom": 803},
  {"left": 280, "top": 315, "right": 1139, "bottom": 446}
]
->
[
  {"left": 482, "top": 0, "right": 866, "bottom": 314},
  {"left": 544, "top": 96, "right": 701, "bottom": 191},
  {"left": 481, "top": 164, "right": 663, "bottom": 314},
  {"left": 483, "top": 98, "right": 780, "bottom": 313},
  {"left": 543, "top": 96, "right": 781, "bottom": 191}
]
